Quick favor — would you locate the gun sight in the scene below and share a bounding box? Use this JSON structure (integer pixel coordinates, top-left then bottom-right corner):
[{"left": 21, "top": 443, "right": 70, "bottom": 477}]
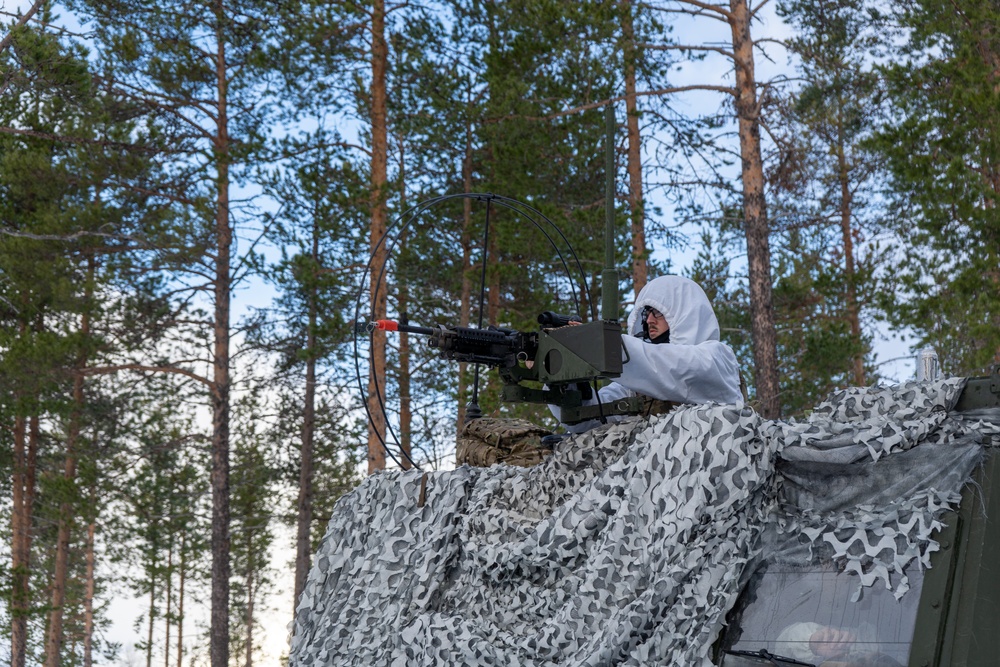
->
[{"left": 537, "top": 311, "right": 582, "bottom": 328}]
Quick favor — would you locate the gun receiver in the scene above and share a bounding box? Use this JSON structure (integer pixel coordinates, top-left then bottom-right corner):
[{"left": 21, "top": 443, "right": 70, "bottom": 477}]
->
[{"left": 366, "top": 316, "right": 624, "bottom": 420}]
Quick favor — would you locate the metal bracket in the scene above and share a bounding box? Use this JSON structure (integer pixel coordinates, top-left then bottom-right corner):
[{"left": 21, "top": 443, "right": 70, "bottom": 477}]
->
[{"left": 954, "top": 367, "right": 1000, "bottom": 412}]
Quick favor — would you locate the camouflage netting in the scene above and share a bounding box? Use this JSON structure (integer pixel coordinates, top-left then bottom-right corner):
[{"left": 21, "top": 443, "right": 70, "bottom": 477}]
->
[
  {"left": 289, "top": 378, "right": 1000, "bottom": 667},
  {"left": 766, "top": 377, "right": 999, "bottom": 602}
]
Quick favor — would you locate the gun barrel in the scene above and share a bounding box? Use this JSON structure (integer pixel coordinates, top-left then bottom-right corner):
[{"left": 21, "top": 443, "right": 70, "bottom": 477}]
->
[
  {"left": 369, "top": 320, "right": 436, "bottom": 336},
  {"left": 365, "top": 320, "right": 533, "bottom": 368}
]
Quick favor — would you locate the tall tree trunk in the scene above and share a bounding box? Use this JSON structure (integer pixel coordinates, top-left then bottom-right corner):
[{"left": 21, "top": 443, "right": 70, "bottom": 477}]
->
[
  {"left": 245, "top": 587, "right": 254, "bottom": 667},
  {"left": 11, "top": 414, "right": 31, "bottom": 667},
  {"left": 43, "top": 373, "right": 83, "bottom": 667},
  {"left": 367, "top": 0, "right": 389, "bottom": 473},
  {"left": 837, "top": 116, "right": 864, "bottom": 386},
  {"left": 83, "top": 508, "right": 96, "bottom": 667},
  {"left": 294, "top": 222, "right": 319, "bottom": 616},
  {"left": 11, "top": 396, "right": 40, "bottom": 667},
  {"left": 11, "top": 305, "right": 35, "bottom": 667},
  {"left": 621, "top": 0, "right": 648, "bottom": 295},
  {"left": 728, "top": 0, "right": 780, "bottom": 418},
  {"left": 83, "top": 484, "right": 97, "bottom": 667},
  {"left": 146, "top": 576, "right": 155, "bottom": 667},
  {"left": 176, "top": 533, "right": 185, "bottom": 667},
  {"left": 45, "top": 257, "right": 93, "bottom": 667},
  {"left": 163, "top": 543, "right": 173, "bottom": 667},
  {"left": 244, "top": 546, "right": 254, "bottom": 667},
  {"left": 210, "top": 3, "right": 233, "bottom": 663}
]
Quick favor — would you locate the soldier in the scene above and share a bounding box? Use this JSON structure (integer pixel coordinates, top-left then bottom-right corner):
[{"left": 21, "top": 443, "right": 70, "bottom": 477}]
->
[
  {"left": 552, "top": 274, "right": 744, "bottom": 433},
  {"left": 456, "top": 275, "right": 743, "bottom": 467}
]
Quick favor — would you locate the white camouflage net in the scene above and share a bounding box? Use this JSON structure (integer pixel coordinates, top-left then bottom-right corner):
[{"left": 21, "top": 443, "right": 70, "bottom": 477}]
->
[{"left": 290, "top": 378, "right": 995, "bottom": 666}]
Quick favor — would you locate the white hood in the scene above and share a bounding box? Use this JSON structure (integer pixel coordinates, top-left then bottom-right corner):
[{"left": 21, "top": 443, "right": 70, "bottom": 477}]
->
[
  {"left": 552, "top": 275, "right": 743, "bottom": 431},
  {"left": 626, "top": 275, "right": 721, "bottom": 344}
]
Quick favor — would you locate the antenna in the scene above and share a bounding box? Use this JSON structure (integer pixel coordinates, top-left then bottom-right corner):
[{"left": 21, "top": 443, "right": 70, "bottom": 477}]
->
[{"left": 602, "top": 104, "right": 619, "bottom": 323}]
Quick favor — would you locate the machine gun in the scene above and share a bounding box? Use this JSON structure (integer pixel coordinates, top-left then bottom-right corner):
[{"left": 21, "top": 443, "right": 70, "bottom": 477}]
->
[{"left": 365, "top": 312, "right": 641, "bottom": 424}]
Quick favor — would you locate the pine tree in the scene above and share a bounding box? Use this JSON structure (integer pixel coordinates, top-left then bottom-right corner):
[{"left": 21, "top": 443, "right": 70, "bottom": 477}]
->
[
  {"left": 0, "top": 19, "right": 161, "bottom": 664},
  {"left": 67, "top": 0, "right": 295, "bottom": 659},
  {"left": 282, "top": 0, "right": 416, "bottom": 472},
  {"left": 308, "top": 1, "right": 628, "bottom": 458},
  {"left": 253, "top": 137, "right": 367, "bottom": 617},
  {"left": 107, "top": 383, "right": 207, "bottom": 667},
  {"left": 407, "top": 0, "right": 620, "bottom": 426},
  {"left": 874, "top": 0, "right": 1000, "bottom": 375},
  {"left": 768, "top": 0, "right": 884, "bottom": 398},
  {"left": 228, "top": 392, "right": 276, "bottom": 667}
]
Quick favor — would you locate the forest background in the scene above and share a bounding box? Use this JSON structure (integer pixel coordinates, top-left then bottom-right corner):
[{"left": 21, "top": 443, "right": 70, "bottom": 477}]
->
[{"left": 2, "top": 0, "right": 998, "bottom": 665}]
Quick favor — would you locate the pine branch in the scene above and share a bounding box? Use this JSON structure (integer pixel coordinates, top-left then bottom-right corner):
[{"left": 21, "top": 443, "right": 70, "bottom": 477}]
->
[
  {"left": 0, "top": 125, "right": 180, "bottom": 155},
  {"left": 750, "top": 0, "right": 775, "bottom": 20},
  {"left": 0, "top": 0, "right": 46, "bottom": 55},
  {"left": 80, "top": 364, "right": 213, "bottom": 388},
  {"left": 643, "top": 0, "right": 732, "bottom": 22},
  {"left": 0, "top": 226, "right": 150, "bottom": 245},
  {"left": 638, "top": 42, "right": 736, "bottom": 60},
  {"left": 494, "top": 85, "right": 738, "bottom": 123}
]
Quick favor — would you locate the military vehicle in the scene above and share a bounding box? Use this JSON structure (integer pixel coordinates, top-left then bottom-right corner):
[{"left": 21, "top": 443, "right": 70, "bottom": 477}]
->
[{"left": 716, "top": 370, "right": 1000, "bottom": 667}]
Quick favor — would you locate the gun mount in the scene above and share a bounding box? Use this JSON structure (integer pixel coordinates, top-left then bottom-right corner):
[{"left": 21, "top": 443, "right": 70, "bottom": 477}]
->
[{"left": 366, "top": 316, "right": 629, "bottom": 424}]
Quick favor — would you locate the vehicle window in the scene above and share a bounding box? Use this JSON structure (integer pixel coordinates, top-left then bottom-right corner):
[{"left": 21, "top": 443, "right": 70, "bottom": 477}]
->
[{"left": 721, "top": 560, "right": 924, "bottom": 667}]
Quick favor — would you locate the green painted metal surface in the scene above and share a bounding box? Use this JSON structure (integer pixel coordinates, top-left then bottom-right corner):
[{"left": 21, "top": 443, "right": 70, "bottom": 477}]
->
[{"left": 929, "top": 449, "right": 1000, "bottom": 667}]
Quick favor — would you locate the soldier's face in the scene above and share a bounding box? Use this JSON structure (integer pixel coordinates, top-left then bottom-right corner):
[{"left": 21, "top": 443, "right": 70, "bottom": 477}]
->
[{"left": 645, "top": 308, "right": 668, "bottom": 339}]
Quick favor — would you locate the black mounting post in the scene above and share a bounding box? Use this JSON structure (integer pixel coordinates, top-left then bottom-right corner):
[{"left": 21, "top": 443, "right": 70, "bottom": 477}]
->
[
  {"left": 602, "top": 104, "right": 619, "bottom": 324},
  {"left": 467, "top": 196, "right": 494, "bottom": 421}
]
